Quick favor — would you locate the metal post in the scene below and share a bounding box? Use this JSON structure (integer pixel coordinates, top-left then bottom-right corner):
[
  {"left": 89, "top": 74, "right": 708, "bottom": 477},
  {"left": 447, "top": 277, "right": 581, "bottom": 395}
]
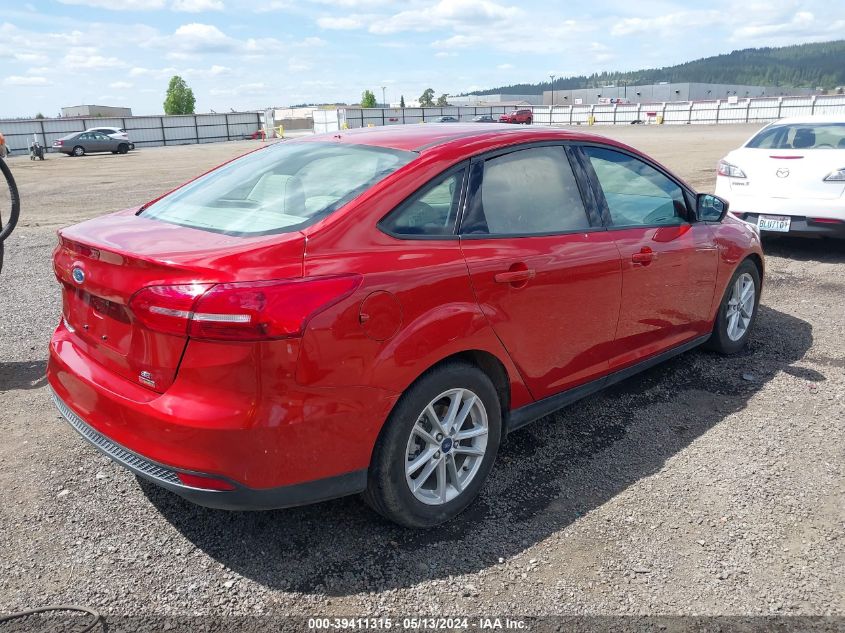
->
[
  {"left": 225, "top": 113, "right": 230, "bottom": 140},
  {"left": 194, "top": 115, "right": 199, "bottom": 144},
  {"left": 776, "top": 97, "right": 783, "bottom": 120},
  {"left": 160, "top": 116, "right": 166, "bottom": 146},
  {"left": 810, "top": 95, "right": 817, "bottom": 115},
  {"left": 745, "top": 99, "right": 751, "bottom": 123},
  {"left": 39, "top": 118, "right": 47, "bottom": 150}
]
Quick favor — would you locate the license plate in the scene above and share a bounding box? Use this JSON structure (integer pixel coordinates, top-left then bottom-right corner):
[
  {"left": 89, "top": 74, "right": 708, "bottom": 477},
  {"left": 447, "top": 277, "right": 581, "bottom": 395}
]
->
[{"left": 757, "top": 214, "right": 791, "bottom": 232}]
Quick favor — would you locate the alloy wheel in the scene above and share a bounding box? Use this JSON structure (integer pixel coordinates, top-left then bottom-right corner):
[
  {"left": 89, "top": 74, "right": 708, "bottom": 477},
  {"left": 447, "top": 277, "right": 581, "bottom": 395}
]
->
[
  {"left": 725, "top": 272, "right": 755, "bottom": 341},
  {"left": 404, "top": 388, "right": 488, "bottom": 506}
]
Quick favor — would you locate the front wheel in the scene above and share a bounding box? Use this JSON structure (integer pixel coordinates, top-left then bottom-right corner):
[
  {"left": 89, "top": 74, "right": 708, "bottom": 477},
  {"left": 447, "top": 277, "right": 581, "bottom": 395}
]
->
[
  {"left": 117, "top": 143, "right": 129, "bottom": 154},
  {"left": 363, "top": 363, "right": 501, "bottom": 527},
  {"left": 705, "top": 259, "right": 761, "bottom": 354}
]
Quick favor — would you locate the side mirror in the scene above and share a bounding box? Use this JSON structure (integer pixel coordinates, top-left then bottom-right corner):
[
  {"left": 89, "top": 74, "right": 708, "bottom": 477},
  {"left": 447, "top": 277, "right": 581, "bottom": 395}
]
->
[{"left": 696, "top": 193, "right": 729, "bottom": 222}]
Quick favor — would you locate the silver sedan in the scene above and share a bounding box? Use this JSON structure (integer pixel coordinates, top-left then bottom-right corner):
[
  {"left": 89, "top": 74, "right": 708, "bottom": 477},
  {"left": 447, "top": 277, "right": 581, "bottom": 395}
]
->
[{"left": 53, "top": 131, "right": 132, "bottom": 157}]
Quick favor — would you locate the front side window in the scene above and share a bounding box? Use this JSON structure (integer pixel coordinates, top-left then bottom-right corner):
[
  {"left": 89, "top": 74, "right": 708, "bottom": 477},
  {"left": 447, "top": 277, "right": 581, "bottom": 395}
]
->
[
  {"left": 461, "top": 146, "right": 590, "bottom": 235},
  {"left": 585, "top": 147, "right": 687, "bottom": 227},
  {"left": 746, "top": 123, "right": 845, "bottom": 150},
  {"left": 141, "top": 142, "right": 415, "bottom": 236},
  {"left": 380, "top": 168, "right": 464, "bottom": 236}
]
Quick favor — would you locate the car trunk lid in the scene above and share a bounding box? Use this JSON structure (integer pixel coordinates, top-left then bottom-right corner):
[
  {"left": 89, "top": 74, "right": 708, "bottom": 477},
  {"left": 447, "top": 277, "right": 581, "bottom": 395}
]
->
[
  {"left": 54, "top": 209, "right": 305, "bottom": 393},
  {"left": 731, "top": 148, "right": 845, "bottom": 200}
]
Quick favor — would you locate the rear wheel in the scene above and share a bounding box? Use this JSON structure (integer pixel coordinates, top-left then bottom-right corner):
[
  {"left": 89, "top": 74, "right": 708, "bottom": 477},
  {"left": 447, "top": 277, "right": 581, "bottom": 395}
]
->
[
  {"left": 72, "top": 146, "right": 84, "bottom": 157},
  {"left": 364, "top": 362, "right": 501, "bottom": 527},
  {"left": 705, "top": 259, "right": 761, "bottom": 354},
  {"left": 118, "top": 143, "right": 129, "bottom": 154}
]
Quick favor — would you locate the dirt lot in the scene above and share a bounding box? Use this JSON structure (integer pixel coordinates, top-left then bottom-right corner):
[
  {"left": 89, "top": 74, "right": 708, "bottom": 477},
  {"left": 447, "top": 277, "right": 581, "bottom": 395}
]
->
[{"left": 1, "top": 125, "right": 843, "bottom": 624}]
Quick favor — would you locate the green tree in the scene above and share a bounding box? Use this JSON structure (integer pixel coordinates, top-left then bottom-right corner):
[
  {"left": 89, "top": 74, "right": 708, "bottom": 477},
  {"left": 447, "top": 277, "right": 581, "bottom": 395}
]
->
[
  {"left": 361, "top": 89, "right": 377, "bottom": 108},
  {"left": 163, "top": 75, "right": 196, "bottom": 115},
  {"left": 436, "top": 93, "right": 449, "bottom": 106},
  {"left": 34, "top": 112, "right": 44, "bottom": 119},
  {"left": 419, "top": 88, "right": 435, "bottom": 107},
  {"left": 399, "top": 95, "right": 406, "bottom": 108}
]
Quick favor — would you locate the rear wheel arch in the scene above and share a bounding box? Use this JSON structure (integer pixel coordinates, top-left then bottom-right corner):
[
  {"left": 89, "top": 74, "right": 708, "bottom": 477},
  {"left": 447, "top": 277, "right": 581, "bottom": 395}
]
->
[{"left": 367, "top": 349, "right": 512, "bottom": 461}]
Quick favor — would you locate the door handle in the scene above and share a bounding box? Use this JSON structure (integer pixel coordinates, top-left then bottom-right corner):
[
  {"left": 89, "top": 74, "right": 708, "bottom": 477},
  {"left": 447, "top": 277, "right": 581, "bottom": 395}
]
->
[
  {"left": 494, "top": 269, "right": 536, "bottom": 284},
  {"left": 631, "top": 247, "right": 656, "bottom": 265}
]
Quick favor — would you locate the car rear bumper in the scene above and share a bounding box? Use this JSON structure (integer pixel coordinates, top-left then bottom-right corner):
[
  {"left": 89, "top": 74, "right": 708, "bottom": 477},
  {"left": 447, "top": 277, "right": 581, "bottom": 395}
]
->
[
  {"left": 732, "top": 213, "right": 845, "bottom": 238},
  {"left": 51, "top": 389, "right": 366, "bottom": 509},
  {"left": 48, "top": 321, "right": 398, "bottom": 508}
]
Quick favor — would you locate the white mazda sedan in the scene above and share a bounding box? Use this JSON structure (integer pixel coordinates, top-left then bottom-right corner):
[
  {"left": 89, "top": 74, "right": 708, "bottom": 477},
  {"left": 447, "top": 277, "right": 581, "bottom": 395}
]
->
[{"left": 715, "top": 116, "right": 845, "bottom": 238}]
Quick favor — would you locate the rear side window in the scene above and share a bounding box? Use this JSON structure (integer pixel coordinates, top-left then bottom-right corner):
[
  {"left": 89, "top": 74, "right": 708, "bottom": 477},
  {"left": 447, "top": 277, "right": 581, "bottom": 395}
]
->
[
  {"left": 380, "top": 168, "right": 464, "bottom": 237},
  {"left": 461, "top": 146, "right": 590, "bottom": 235},
  {"left": 585, "top": 147, "right": 687, "bottom": 227},
  {"left": 746, "top": 123, "right": 845, "bottom": 149},
  {"left": 141, "top": 142, "right": 415, "bottom": 236}
]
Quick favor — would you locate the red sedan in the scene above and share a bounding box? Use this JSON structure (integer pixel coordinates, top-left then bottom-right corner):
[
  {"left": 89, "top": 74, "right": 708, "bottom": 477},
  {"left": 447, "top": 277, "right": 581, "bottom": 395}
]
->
[{"left": 48, "top": 124, "right": 763, "bottom": 527}]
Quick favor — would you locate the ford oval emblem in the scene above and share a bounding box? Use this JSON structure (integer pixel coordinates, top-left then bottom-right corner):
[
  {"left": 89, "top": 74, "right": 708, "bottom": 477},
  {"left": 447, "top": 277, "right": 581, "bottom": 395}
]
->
[{"left": 72, "top": 267, "right": 85, "bottom": 284}]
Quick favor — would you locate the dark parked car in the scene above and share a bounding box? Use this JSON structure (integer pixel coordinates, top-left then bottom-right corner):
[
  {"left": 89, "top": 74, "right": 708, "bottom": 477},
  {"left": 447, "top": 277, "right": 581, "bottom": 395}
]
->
[
  {"left": 432, "top": 115, "right": 460, "bottom": 123},
  {"left": 53, "top": 131, "right": 132, "bottom": 157},
  {"left": 472, "top": 115, "right": 496, "bottom": 123},
  {"left": 499, "top": 109, "right": 533, "bottom": 124}
]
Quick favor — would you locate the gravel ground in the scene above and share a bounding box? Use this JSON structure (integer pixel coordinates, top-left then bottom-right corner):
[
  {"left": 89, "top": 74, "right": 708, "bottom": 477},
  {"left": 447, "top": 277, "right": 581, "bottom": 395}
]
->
[{"left": 0, "top": 126, "right": 843, "bottom": 624}]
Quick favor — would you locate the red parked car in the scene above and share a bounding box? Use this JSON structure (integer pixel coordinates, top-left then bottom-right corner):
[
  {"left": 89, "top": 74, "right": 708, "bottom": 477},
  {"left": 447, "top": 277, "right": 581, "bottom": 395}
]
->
[
  {"left": 499, "top": 109, "right": 533, "bottom": 124},
  {"left": 49, "top": 124, "right": 763, "bottom": 527}
]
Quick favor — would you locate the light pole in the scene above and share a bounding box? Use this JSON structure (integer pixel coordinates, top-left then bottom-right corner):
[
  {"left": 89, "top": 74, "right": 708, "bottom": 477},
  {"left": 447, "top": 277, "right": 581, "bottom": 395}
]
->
[
  {"left": 549, "top": 74, "right": 556, "bottom": 126},
  {"left": 381, "top": 86, "right": 387, "bottom": 108}
]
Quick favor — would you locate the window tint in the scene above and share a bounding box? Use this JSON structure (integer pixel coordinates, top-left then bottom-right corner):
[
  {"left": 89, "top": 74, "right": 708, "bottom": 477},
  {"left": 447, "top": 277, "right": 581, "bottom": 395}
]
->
[
  {"left": 585, "top": 147, "right": 687, "bottom": 227},
  {"left": 746, "top": 123, "right": 845, "bottom": 150},
  {"left": 380, "top": 169, "right": 464, "bottom": 236},
  {"left": 142, "top": 142, "right": 415, "bottom": 236},
  {"left": 461, "top": 147, "right": 590, "bottom": 235}
]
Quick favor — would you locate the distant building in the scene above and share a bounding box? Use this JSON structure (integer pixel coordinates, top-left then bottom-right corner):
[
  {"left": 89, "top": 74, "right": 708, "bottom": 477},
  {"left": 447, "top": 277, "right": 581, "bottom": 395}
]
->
[
  {"left": 449, "top": 93, "right": 543, "bottom": 106},
  {"left": 543, "top": 83, "right": 817, "bottom": 105},
  {"left": 61, "top": 105, "right": 133, "bottom": 118}
]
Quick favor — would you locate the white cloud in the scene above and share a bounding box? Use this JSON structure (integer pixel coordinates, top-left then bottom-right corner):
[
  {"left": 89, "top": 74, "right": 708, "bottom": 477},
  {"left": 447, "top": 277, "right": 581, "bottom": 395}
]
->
[
  {"left": 109, "top": 81, "right": 134, "bottom": 89},
  {"left": 170, "top": 23, "right": 236, "bottom": 52},
  {"left": 317, "top": 16, "right": 364, "bottom": 29},
  {"left": 370, "top": 0, "right": 520, "bottom": 34},
  {"left": 497, "top": 63, "right": 514, "bottom": 70},
  {"left": 172, "top": 0, "right": 224, "bottom": 11},
  {"left": 61, "top": 47, "right": 126, "bottom": 70},
  {"left": 431, "top": 34, "right": 482, "bottom": 49},
  {"left": 4, "top": 75, "right": 50, "bottom": 86},
  {"left": 611, "top": 11, "right": 723, "bottom": 37},
  {"left": 57, "top": 0, "right": 166, "bottom": 8},
  {"left": 732, "top": 11, "right": 845, "bottom": 41}
]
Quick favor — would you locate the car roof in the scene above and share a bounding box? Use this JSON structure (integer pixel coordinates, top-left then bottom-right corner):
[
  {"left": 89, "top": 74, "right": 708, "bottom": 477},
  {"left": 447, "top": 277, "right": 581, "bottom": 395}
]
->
[
  {"left": 297, "top": 124, "right": 634, "bottom": 155},
  {"left": 770, "top": 115, "right": 845, "bottom": 125}
]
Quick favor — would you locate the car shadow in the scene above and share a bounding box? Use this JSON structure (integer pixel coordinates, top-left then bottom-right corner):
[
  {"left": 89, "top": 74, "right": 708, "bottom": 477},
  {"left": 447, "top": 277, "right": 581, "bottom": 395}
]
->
[
  {"left": 0, "top": 360, "right": 47, "bottom": 391},
  {"left": 143, "top": 304, "right": 813, "bottom": 595},
  {"left": 762, "top": 235, "right": 845, "bottom": 263}
]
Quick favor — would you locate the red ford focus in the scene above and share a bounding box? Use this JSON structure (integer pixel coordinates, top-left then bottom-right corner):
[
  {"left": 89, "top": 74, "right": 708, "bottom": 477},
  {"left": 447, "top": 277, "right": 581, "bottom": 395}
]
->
[{"left": 48, "top": 125, "right": 763, "bottom": 527}]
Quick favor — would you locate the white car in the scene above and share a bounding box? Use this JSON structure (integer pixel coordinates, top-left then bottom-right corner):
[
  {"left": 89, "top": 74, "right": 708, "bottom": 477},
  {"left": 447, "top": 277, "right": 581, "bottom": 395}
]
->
[
  {"left": 84, "top": 127, "right": 135, "bottom": 150},
  {"left": 715, "top": 116, "right": 845, "bottom": 238}
]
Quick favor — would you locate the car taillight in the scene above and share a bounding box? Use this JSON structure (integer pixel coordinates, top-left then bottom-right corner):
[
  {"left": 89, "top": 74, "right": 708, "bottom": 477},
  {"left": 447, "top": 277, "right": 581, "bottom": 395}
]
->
[
  {"left": 717, "top": 159, "right": 746, "bottom": 178},
  {"left": 128, "top": 276, "right": 362, "bottom": 341},
  {"left": 54, "top": 140, "right": 63, "bottom": 146},
  {"left": 823, "top": 168, "right": 845, "bottom": 182}
]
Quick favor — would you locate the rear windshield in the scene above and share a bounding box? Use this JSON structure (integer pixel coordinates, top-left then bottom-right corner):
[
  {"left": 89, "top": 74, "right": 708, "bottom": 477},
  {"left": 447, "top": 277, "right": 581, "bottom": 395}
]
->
[
  {"left": 746, "top": 123, "right": 845, "bottom": 150},
  {"left": 141, "top": 142, "right": 416, "bottom": 236}
]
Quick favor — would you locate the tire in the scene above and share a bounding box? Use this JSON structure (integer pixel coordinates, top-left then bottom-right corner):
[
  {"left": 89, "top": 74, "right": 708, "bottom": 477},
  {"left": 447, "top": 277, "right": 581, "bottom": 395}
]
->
[
  {"left": 118, "top": 144, "right": 129, "bottom": 154},
  {"left": 72, "top": 146, "right": 84, "bottom": 157},
  {"left": 363, "top": 362, "right": 502, "bottom": 527},
  {"left": 705, "top": 259, "right": 761, "bottom": 354}
]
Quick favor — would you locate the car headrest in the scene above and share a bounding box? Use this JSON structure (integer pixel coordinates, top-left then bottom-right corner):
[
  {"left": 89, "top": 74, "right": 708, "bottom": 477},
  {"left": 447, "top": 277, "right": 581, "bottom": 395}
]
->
[
  {"left": 837, "top": 137, "right": 845, "bottom": 149},
  {"left": 792, "top": 128, "right": 815, "bottom": 149},
  {"left": 248, "top": 174, "right": 305, "bottom": 215}
]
